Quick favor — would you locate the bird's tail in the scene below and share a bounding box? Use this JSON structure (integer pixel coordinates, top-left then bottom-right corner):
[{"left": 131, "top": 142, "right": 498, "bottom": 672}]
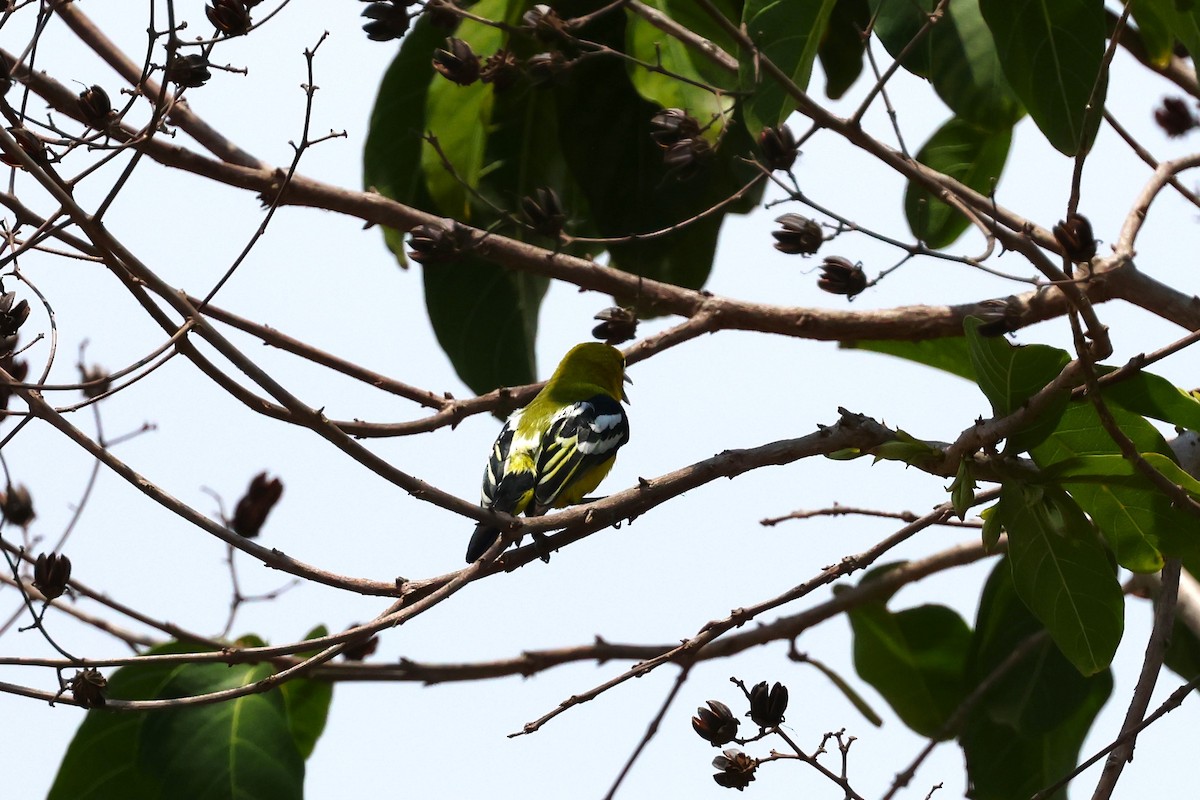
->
[{"left": 465, "top": 524, "right": 499, "bottom": 563}]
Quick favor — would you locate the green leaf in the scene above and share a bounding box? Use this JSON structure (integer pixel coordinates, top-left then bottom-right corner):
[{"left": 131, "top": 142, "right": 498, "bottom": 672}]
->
[
  {"left": 842, "top": 336, "right": 976, "bottom": 380},
  {"left": 869, "top": 0, "right": 935, "bottom": 77},
  {"left": 363, "top": 15, "right": 446, "bottom": 263},
  {"left": 818, "top": 0, "right": 870, "bottom": 98},
  {"left": 929, "top": 0, "right": 1025, "bottom": 128},
  {"left": 978, "top": 0, "right": 1107, "bottom": 155},
  {"left": 960, "top": 665, "right": 1111, "bottom": 800},
  {"left": 1099, "top": 369, "right": 1200, "bottom": 432},
  {"left": 950, "top": 457, "right": 975, "bottom": 519},
  {"left": 740, "top": 0, "right": 838, "bottom": 135},
  {"left": 904, "top": 117, "right": 1011, "bottom": 249},
  {"left": 626, "top": 1, "right": 736, "bottom": 133},
  {"left": 1130, "top": 0, "right": 1181, "bottom": 66},
  {"left": 870, "top": 428, "right": 942, "bottom": 466},
  {"left": 802, "top": 653, "right": 884, "bottom": 726},
  {"left": 48, "top": 641, "right": 327, "bottom": 800},
  {"left": 1032, "top": 400, "right": 1174, "bottom": 572},
  {"left": 281, "top": 626, "right": 334, "bottom": 760},
  {"left": 848, "top": 600, "right": 971, "bottom": 738},
  {"left": 967, "top": 558, "right": 1096, "bottom": 733},
  {"left": 964, "top": 317, "right": 1071, "bottom": 453},
  {"left": 997, "top": 482, "right": 1124, "bottom": 675}
]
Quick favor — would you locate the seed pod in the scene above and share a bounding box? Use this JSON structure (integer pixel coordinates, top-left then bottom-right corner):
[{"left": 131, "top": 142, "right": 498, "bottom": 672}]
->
[
  {"left": 0, "top": 52, "right": 12, "bottom": 97},
  {"left": 341, "top": 625, "right": 380, "bottom": 661},
  {"left": 408, "top": 218, "right": 472, "bottom": 264},
  {"left": 424, "top": 0, "right": 460, "bottom": 30},
  {"left": 206, "top": 0, "right": 252, "bottom": 36},
  {"left": 33, "top": 552, "right": 72, "bottom": 600},
  {"left": 480, "top": 49, "right": 520, "bottom": 92},
  {"left": 771, "top": 214, "right": 823, "bottom": 255},
  {"left": 69, "top": 668, "right": 107, "bottom": 709},
  {"left": 79, "top": 363, "right": 112, "bottom": 399},
  {"left": 361, "top": 2, "right": 410, "bottom": 42},
  {"left": 662, "top": 137, "right": 710, "bottom": 179},
  {"left": 759, "top": 124, "right": 798, "bottom": 171},
  {"left": 231, "top": 472, "right": 284, "bottom": 539},
  {"left": 0, "top": 127, "right": 47, "bottom": 168},
  {"left": 592, "top": 306, "right": 638, "bottom": 345},
  {"left": 817, "top": 256, "right": 867, "bottom": 299},
  {"left": 748, "top": 681, "right": 788, "bottom": 728},
  {"left": 1052, "top": 212, "right": 1097, "bottom": 263},
  {"left": 77, "top": 85, "right": 113, "bottom": 129},
  {"left": 526, "top": 51, "right": 569, "bottom": 86},
  {"left": 520, "top": 186, "right": 566, "bottom": 238},
  {"left": 0, "top": 292, "right": 30, "bottom": 337},
  {"left": 711, "top": 748, "right": 757, "bottom": 790},
  {"left": 0, "top": 350, "right": 29, "bottom": 416},
  {"left": 165, "top": 54, "right": 212, "bottom": 88},
  {"left": 522, "top": 4, "right": 569, "bottom": 42},
  {"left": 692, "top": 699, "right": 740, "bottom": 747},
  {"left": 649, "top": 108, "right": 701, "bottom": 149},
  {"left": 0, "top": 483, "right": 34, "bottom": 526},
  {"left": 1154, "top": 96, "right": 1197, "bottom": 138},
  {"left": 433, "top": 38, "right": 480, "bottom": 86}
]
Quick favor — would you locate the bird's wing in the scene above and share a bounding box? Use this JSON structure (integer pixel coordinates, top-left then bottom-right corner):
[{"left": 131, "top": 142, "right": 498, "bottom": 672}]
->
[
  {"left": 533, "top": 394, "right": 629, "bottom": 509},
  {"left": 480, "top": 408, "right": 539, "bottom": 514}
]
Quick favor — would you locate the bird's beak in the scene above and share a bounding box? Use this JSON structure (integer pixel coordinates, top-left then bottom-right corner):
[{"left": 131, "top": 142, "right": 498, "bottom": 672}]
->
[{"left": 622, "top": 372, "right": 632, "bottom": 404}]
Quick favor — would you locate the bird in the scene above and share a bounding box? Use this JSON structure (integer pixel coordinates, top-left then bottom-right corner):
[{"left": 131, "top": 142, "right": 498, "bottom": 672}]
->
[{"left": 465, "top": 342, "right": 631, "bottom": 562}]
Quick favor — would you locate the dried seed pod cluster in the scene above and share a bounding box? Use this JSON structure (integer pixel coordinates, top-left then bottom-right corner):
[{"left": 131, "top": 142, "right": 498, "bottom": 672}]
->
[
  {"left": 771, "top": 213, "right": 824, "bottom": 256},
  {"left": 33, "top": 552, "right": 72, "bottom": 600},
  {"left": 231, "top": 472, "right": 284, "bottom": 539}
]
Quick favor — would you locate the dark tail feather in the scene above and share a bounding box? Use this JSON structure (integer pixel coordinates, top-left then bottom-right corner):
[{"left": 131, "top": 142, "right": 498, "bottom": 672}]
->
[{"left": 466, "top": 524, "right": 499, "bottom": 562}]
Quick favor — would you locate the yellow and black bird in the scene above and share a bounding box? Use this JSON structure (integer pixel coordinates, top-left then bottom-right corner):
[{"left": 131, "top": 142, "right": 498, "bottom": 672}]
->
[{"left": 465, "top": 342, "right": 631, "bottom": 562}]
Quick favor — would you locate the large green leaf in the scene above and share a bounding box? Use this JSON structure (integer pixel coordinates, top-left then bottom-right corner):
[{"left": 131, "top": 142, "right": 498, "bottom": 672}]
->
[
  {"left": 979, "top": 0, "right": 1107, "bottom": 155},
  {"left": 905, "top": 118, "right": 1012, "bottom": 249},
  {"left": 967, "top": 558, "right": 1098, "bottom": 734},
  {"left": 960, "top": 665, "right": 1112, "bottom": 800},
  {"left": 1130, "top": 0, "right": 1181, "bottom": 66},
  {"left": 281, "top": 626, "right": 334, "bottom": 760},
  {"left": 841, "top": 336, "right": 976, "bottom": 380},
  {"left": 848, "top": 600, "right": 971, "bottom": 738},
  {"left": 997, "top": 482, "right": 1124, "bottom": 675},
  {"left": 1033, "top": 400, "right": 1174, "bottom": 572},
  {"left": 964, "top": 317, "right": 1070, "bottom": 453},
  {"left": 869, "top": 0, "right": 936, "bottom": 76},
  {"left": 1099, "top": 369, "right": 1200, "bottom": 432},
  {"left": 740, "top": 0, "right": 838, "bottom": 135},
  {"left": 49, "top": 640, "right": 329, "bottom": 800},
  {"left": 818, "top": 0, "right": 870, "bottom": 99}
]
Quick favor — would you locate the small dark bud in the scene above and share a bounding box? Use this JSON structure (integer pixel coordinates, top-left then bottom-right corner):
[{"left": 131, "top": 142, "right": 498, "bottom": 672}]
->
[
  {"left": 69, "top": 668, "right": 107, "bottom": 709},
  {"left": 522, "top": 4, "right": 570, "bottom": 41},
  {"left": 408, "top": 218, "right": 472, "bottom": 264},
  {"left": 521, "top": 186, "right": 566, "bottom": 238},
  {"left": 650, "top": 108, "right": 701, "bottom": 149},
  {"left": 692, "top": 699, "right": 740, "bottom": 747},
  {"left": 361, "top": 2, "right": 410, "bottom": 42},
  {"left": 711, "top": 748, "right": 757, "bottom": 791},
  {"left": 424, "top": 0, "right": 461, "bottom": 30},
  {"left": 817, "top": 255, "right": 868, "bottom": 299},
  {"left": 341, "top": 625, "right": 380, "bottom": 661},
  {"left": 206, "top": 0, "right": 252, "bottom": 36},
  {"left": 165, "top": 54, "right": 212, "bottom": 88},
  {"left": 771, "top": 213, "right": 824, "bottom": 256},
  {"left": 0, "top": 484, "right": 34, "bottom": 526},
  {"left": 0, "top": 52, "right": 12, "bottom": 97},
  {"left": 748, "top": 681, "right": 788, "bottom": 728},
  {"left": 0, "top": 293, "right": 30, "bottom": 338},
  {"left": 1, "top": 127, "right": 47, "bottom": 168},
  {"left": 1154, "top": 96, "right": 1198, "bottom": 138},
  {"left": 526, "top": 51, "right": 570, "bottom": 86},
  {"left": 77, "top": 85, "right": 113, "bottom": 129},
  {"left": 480, "top": 49, "right": 521, "bottom": 92},
  {"left": 1053, "top": 212, "right": 1097, "bottom": 263},
  {"left": 0, "top": 350, "right": 29, "bottom": 415},
  {"left": 433, "top": 38, "right": 480, "bottom": 86},
  {"left": 79, "top": 363, "right": 112, "bottom": 399},
  {"left": 33, "top": 552, "right": 72, "bottom": 600},
  {"left": 662, "top": 137, "right": 710, "bottom": 179},
  {"left": 592, "top": 306, "right": 638, "bottom": 345},
  {"left": 231, "top": 472, "right": 283, "bottom": 539},
  {"left": 759, "top": 124, "right": 798, "bottom": 171}
]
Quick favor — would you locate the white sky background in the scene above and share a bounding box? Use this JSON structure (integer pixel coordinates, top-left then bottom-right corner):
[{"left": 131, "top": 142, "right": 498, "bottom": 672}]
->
[{"left": 2, "top": 1, "right": 1199, "bottom": 798}]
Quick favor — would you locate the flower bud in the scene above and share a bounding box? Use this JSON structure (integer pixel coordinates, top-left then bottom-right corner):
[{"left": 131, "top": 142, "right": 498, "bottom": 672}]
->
[
  {"left": 748, "top": 680, "right": 788, "bottom": 727},
  {"left": 759, "top": 125, "right": 798, "bottom": 171},
  {"left": 231, "top": 472, "right": 283, "bottom": 539},
  {"left": 433, "top": 38, "right": 480, "bottom": 86},
  {"left": 817, "top": 256, "right": 867, "bottom": 299},
  {"left": 33, "top": 552, "right": 72, "bottom": 600},
  {"left": 692, "top": 699, "right": 739, "bottom": 746},
  {"left": 771, "top": 213, "right": 823, "bottom": 255}
]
